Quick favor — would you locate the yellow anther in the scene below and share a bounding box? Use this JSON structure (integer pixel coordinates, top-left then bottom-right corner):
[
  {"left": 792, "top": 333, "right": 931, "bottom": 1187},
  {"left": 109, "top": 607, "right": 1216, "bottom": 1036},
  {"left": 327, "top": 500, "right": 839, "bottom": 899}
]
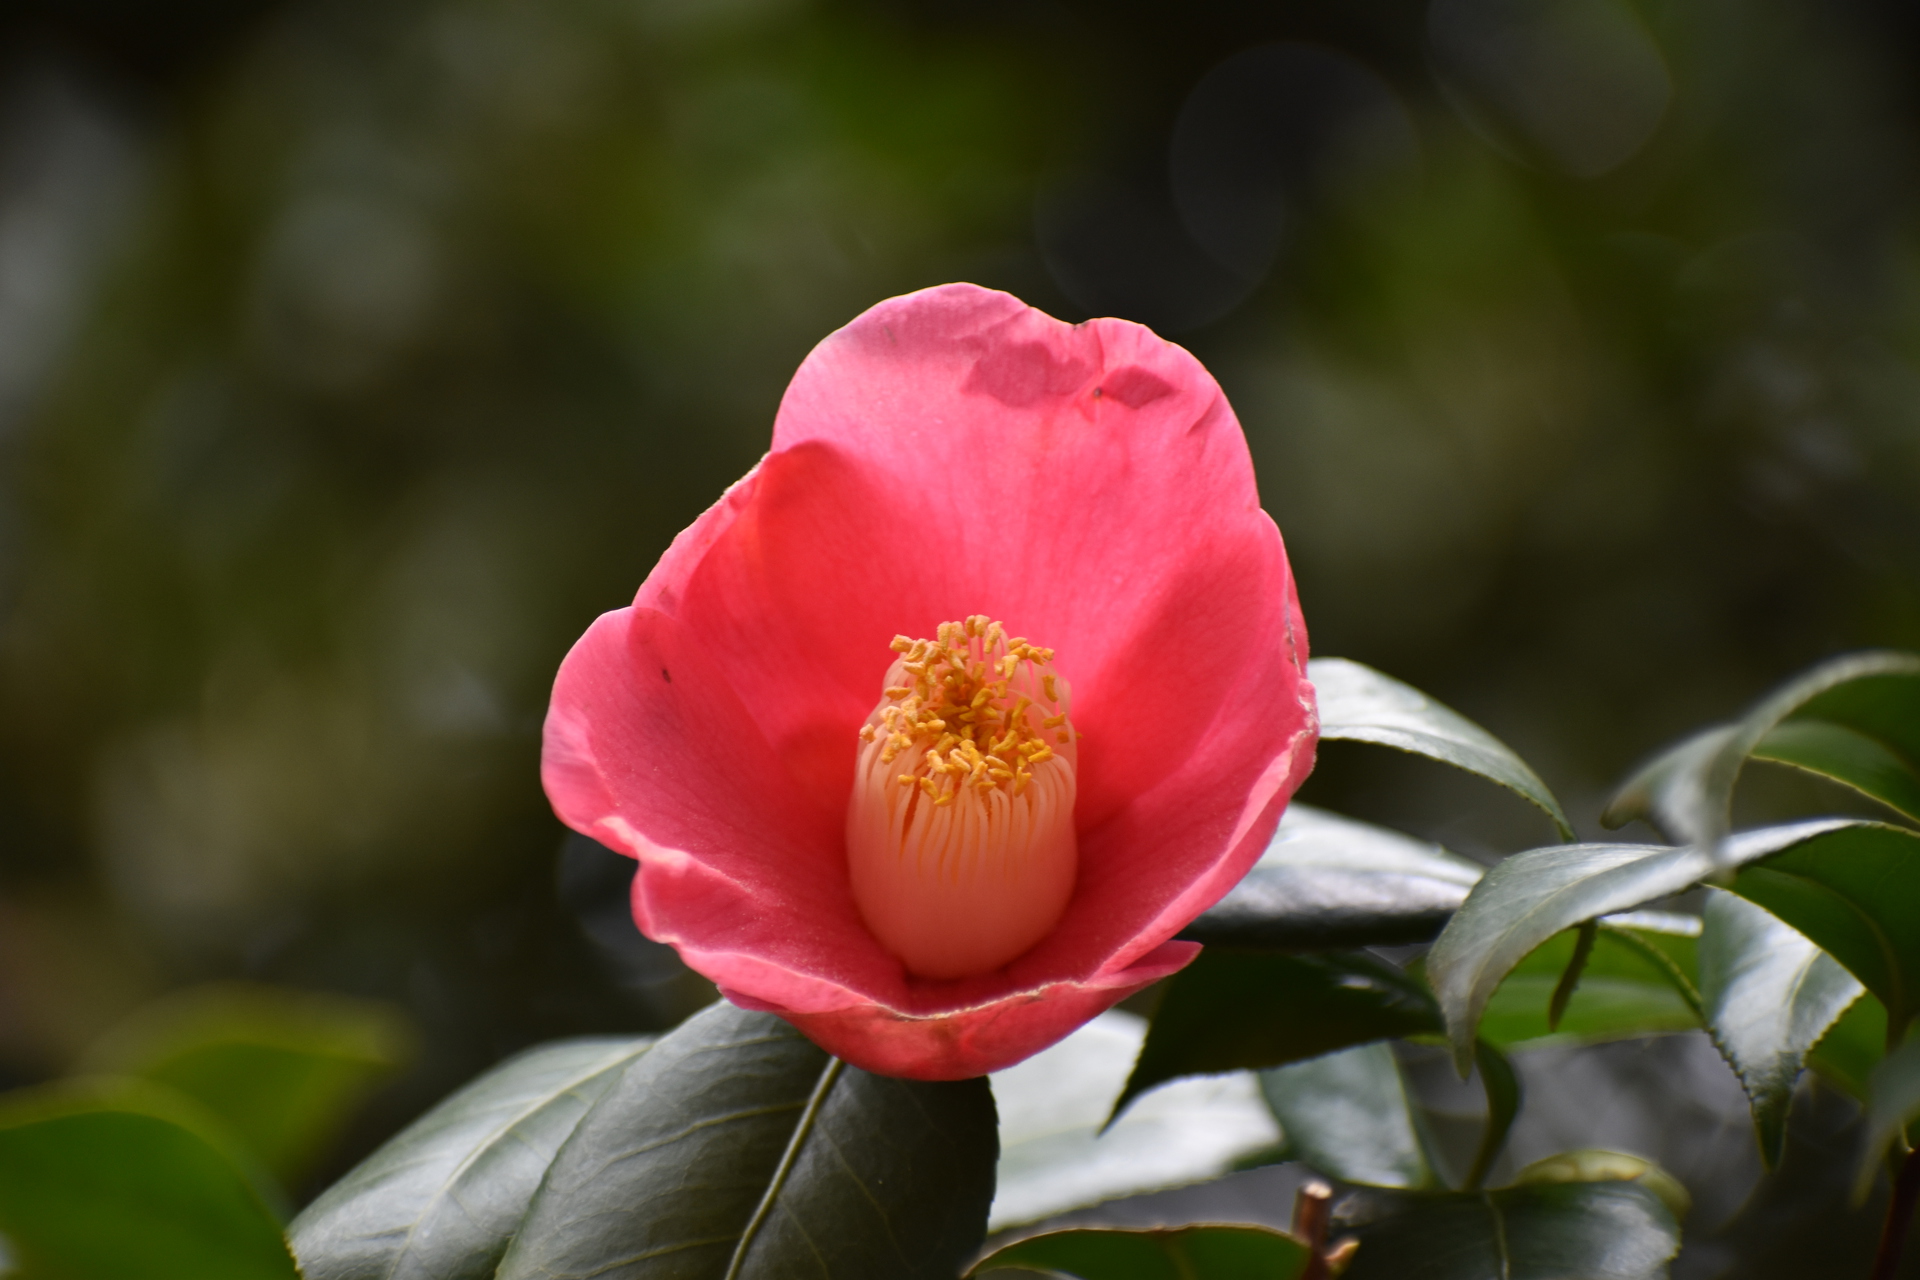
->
[{"left": 854, "top": 616, "right": 1074, "bottom": 810}]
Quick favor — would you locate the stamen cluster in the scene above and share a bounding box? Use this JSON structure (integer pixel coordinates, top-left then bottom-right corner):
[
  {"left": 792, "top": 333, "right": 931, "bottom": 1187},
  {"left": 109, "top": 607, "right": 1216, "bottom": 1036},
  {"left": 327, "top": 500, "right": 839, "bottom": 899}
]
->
[
  {"left": 846, "top": 615, "right": 1080, "bottom": 979},
  {"left": 859, "top": 616, "right": 1075, "bottom": 806}
]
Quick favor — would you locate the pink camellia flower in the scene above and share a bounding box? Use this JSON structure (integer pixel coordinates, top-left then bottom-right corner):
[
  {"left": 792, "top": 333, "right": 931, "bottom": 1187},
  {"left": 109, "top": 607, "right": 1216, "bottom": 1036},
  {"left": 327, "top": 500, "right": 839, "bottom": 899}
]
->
[{"left": 542, "top": 284, "right": 1316, "bottom": 1079}]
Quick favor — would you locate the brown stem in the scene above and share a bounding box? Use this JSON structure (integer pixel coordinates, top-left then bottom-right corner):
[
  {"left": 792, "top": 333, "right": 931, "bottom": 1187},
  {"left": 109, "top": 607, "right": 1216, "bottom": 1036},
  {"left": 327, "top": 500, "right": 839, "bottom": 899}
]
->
[
  {"left": 1293, "top": 1181, "right": 1358, "bottom": 1279},
  {"left": 1295, "top": 1180, "right": 1332, "bottom": 1280},
  {"left": 1872, "top": 1147, "right": 1920, "bottom": 1280}
]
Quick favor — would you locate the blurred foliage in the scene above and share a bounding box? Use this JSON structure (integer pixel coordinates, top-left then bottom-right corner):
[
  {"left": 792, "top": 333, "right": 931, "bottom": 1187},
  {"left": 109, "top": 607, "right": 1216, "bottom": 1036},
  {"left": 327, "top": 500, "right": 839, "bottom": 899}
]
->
[
  {"left": 0, "top": 979, "right": 408, "bottom": 1279},
  {"left": 78, "top": 981, "right": 410, "bottom": 1184},
  {"left": 0, "top": 0, "right": 1919, "bottom": 1227}
]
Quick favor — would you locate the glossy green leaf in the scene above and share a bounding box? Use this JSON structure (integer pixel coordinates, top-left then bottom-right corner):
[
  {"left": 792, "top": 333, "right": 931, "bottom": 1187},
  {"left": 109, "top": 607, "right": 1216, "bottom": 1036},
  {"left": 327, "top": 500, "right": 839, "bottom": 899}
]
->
[
  {"left": 1603, "top": 650, "right": 1920, "bottom": 850},
  {"left": 497, "top": 1001, "right": 997, "bottom": 1280},
  {"left": 1114, "top": 949, "right": 1441, "bottom": 1119},
  {"left": 291, "top": 1036, "right": 654, "bottom": 1280},
  {"left": 1473, "top": 921, "right": 1701, "bottom": 1052},
  {"left": 1260, "top": 1042, "right": 1435, "bottom": 1189},
  {"left": 81, "top": 981, "right": 410, "bottom": 1186},
  {"left": 1339, "top": 1181, "right": 1680, "bottom": 1280},
  {"left": 1698, "top": 889, "right": 1863, "bottom": 1166},
  {"left": 971, "top": 1224, "right": 1309, "bottom": 1280},
  {"left": 1427, "top": 819, "right": 1849, "bottom": 1071},
  {"left": 1856, "top": 1034, "right": 1920, "bottom": 1199},
  {"left": 1180, "top": 805, "right": 1484, "bottom": 950},
  {"left": 0, "top": 1081, "right": 299, "bottom": 1280},
  {"left": 1310, "top": 658, "right": 1573, "bottom": 840},
  {"left": 1728, "top": 821, "right": 1920, "bottom": 1036}
]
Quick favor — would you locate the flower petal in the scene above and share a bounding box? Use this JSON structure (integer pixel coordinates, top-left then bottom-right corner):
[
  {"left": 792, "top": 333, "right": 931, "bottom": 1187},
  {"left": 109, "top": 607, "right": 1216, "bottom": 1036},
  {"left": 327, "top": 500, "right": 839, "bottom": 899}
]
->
[
  {"left": 544, "top": 604, "right": 895, "bottom": 999},
  {"left": 751, "top": 941, "right": 1201, "bottom": 1080}
]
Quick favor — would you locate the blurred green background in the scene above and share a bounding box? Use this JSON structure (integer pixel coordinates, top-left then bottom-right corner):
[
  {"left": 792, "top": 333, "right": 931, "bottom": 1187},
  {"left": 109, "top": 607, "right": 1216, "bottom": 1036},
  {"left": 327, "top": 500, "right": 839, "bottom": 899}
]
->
[{"left": 0, "top": 0, "right": 1917, "bottom": 1219}]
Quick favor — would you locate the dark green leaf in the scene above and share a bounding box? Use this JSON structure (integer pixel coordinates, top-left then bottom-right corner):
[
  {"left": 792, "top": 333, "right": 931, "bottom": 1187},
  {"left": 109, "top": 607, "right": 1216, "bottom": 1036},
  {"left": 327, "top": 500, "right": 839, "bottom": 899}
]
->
[
  {"left": 971, "top": 1224, "right": 1309, "bottom": 1280},
  {"left": 1259, "top": 1042, "right": 1435, "bottom": 1189},
  {"left": 80, "top": 981, "right": 410, "bottom": 1186},
  {"left": 1427, "top": 819, "right": 1849, "bottom": 1070},
  {"left": 1856, "top": 1034, "right": 1920, "bottom": 1199},
  {"left": 1338, "top": 1181, "right": 1680, "bottom": 1280},
  {"left": 1728, "top": 821, "right": 1920, "bottom": 1035},
  {"left": 1311, "top": 657, "right": 1574, "bottom": 840},
  {"left": 1472, "top": 921, "right": 1701, "bottom": 1052},
  {"left": 1180, "top": 805, "right": 1483, "bottom": 950},
  {"left": 1698, "top": 889, "right": 1863, "bottom": 1166},
  {"left": 1114, "top": 949, "right": 1441, "bottom": 1120},
  {"left": 1462, "top": 1042, "right": 1520, "bottom": 1193},
  {"left": 1603, "top": 650, "right": 1920, "bottom": 850},
  {"left": 1785, "top": 664, "right": 1920, "bottom": 787},
  {"left": 496, "top": 1001, "right": 997, "bottom": 1280},
  {"left": 1807, "top": 991, "right": 1889, "bottom": 1099},
  {"left": 290, "top": 1036, "right": 654, "bottom": 1280},
  {"left": 0, "top": 1081, "right": 298, "bottom": 1280},
  {"left": 1754, "top": 720, "right": 1920, "bottom": 822}
]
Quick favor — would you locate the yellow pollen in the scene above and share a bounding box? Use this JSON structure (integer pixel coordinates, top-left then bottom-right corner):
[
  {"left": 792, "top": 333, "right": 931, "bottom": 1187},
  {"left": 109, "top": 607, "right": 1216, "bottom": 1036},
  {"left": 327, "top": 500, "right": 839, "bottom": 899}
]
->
[{"left": 850, "top": 619, "right": 1072, "bottom": 807}]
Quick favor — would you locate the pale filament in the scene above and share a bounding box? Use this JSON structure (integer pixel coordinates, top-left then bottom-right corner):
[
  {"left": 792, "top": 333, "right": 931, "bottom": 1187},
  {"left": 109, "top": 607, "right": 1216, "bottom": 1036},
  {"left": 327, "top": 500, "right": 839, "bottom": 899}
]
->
[{"left": 846, "top": 616, "right": 1079, "bottom": 980}]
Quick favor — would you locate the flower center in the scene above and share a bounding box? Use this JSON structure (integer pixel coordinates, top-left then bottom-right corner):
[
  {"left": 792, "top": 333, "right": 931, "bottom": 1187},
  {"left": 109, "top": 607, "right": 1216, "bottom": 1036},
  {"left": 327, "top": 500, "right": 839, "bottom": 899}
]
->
[{"left": 846, "top": 616, "right": 1079, "bottom": 980}]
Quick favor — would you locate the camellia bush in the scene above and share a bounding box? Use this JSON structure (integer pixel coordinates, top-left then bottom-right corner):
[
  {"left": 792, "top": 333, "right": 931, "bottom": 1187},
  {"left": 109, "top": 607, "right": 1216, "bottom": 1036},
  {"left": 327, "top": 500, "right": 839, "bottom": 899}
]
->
[{"left": 3, "top": 285, "right": 1920, "bottom": 1279}]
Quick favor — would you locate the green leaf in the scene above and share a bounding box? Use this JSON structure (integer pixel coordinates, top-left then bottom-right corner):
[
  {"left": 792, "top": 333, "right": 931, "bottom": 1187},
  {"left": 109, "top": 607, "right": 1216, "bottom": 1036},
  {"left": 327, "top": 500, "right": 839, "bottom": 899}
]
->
[
  {"left": 1114, "top": 949, "right": 1441, "bottom": 1120},
  {"left": 1462, "top": 1042, "right": 1520, "bottom": 1193},
  {"left": 1339, "top": 1181, "right": 1680, "bottom": 1280},
  {"left": 1260, "top": 1042, "right": 1435, "bottom": 1189},
  {"left": 1856, "top": 1034, "right": 1920, "bottom": 1199},
  {"left": 1427, "top": 819, "right": 1850, "bottom": 1071},
  {"left": 1603, "top": 650, "right": 1920, "bottom": 850},
  {"left": 1754, "top": 720, "right": 1920, "bottom": 822},
  {"left": 80, "top": 981, "right": 410, "bottom": 1186},
  {"left": 1180, "top": 805, "right": 1484, "bottom": 950},
  {"left": 1807, "top": 990, "right": 1889, "bottom": 1099},
  {"left": 1728, "top": 821, "right": 1920, "bottom": 1036},
  {"left": 1473, "top": 921, "right": 1702, "bottom": 1053},
  {"left": 1510, "top": 1151, "right": 1691, "bottom": 1225},
  {"left": 1698, "top": 889, "right": 1864, "bottom": 1167},
  {"left": 496, "top": 1000, "right": 997, "bottom": 1280},
  {"left": 290, "top": 1036, "right": 654, "bottom": 1280},
  {"left": 0, "top": 1081, "right": 299, "bottom": 1280},
  {"left": 991, "top": 1012, "right": 1278, "bottom": 1230},
  {"left": 971, "top": 1225, "right": 1309, "bottom": 1280},
  {"left": 1310, "top": 657, "right": 1573, "bottom": 840}
]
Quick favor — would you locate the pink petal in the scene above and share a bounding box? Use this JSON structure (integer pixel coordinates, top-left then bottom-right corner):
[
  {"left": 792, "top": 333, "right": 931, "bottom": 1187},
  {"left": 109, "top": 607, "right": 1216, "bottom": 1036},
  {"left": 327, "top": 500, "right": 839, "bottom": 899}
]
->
[{"left": 757, "top": 941, "right": 1201, "bottom": 1080}]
